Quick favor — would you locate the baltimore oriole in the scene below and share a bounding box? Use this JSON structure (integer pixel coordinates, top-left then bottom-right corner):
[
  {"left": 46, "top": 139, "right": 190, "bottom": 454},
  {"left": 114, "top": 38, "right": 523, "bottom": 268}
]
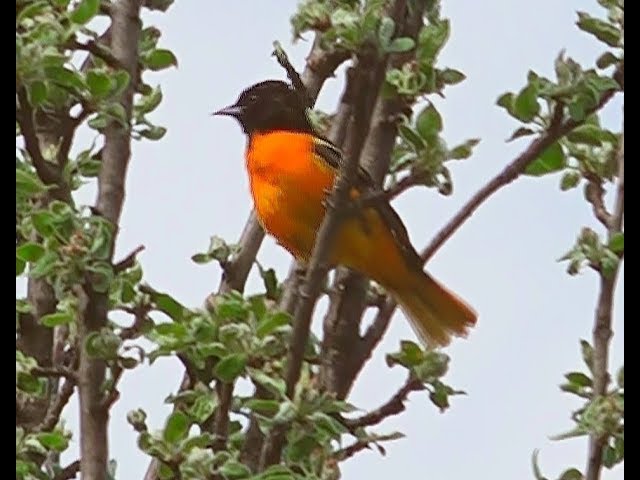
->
[{"left": 214, "top": 80, "right": 477, "bottom": 347}]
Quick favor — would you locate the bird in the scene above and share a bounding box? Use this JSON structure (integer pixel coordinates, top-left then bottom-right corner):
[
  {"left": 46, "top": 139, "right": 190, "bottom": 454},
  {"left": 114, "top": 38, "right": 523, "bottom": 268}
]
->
[{"left": 213, "top": 80, "right": 477, "bottom": 347}]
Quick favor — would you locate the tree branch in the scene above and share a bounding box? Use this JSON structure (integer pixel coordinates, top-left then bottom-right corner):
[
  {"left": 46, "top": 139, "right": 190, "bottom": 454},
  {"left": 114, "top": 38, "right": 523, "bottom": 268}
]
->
[
  {"left": 53, "top": 460, "right": 81, "bottom": 480},
  {"left": 362, "top": 85, "right": 621, "bottom": 352},
  {"left": 345, "top": 376, "right": 424, "bottom": 429},
  {"left": 260, "top": 58, "right": 372, "bottom": 469},
  {"left": 585, "top": 120, "right": 623, "bottom": 480},
  {"left": 16, "top": 89, "right": 62, "bottom": 186},
  {"left": 35, "top": 378, "right": 76, "bottom": 433},
  {"left": 77, "top": 2, "right": 143, "bottom": 479},
  {"left": 211, "top": 382, "right": 234, "bottom": 452}
]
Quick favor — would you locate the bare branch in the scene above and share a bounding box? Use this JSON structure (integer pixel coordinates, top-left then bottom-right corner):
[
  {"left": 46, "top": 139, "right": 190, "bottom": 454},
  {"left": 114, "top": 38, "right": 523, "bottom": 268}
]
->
[
  {"left": 345, "top": 376, "right": 424, "bottom": 429},
  {"left": 53, "top": 460, "right": 81, "bottom": 480},
  {"left": 584, "top": 174, "right": 612, "bottom": 228},
  {"left": 260, "top": 58, "right": 373, "bottom": 470},
  {"left": 16, "top": 89, "right": 61, "bottom": 186},
  {"left": 35, "top": 379, "right": 76, "bottom": 433},
  {"left": 68, "top": 39, "right": 124, "bottom": 70},
  {"left": 212, "top": 382, "right": 234, "bottom": 452},
  {"left": 113, "top": 245, "right": 145, "bottom": 273},
  {"left": 31, "top": 366, "right": 78, "bottom": 382}
]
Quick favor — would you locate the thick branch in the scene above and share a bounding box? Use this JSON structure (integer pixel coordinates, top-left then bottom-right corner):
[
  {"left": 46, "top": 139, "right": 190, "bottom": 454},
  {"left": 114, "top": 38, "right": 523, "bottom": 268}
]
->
[
  {"left": 211, "top": 382, "right": 234, "bottom": 452},
  {"left": 78, "top": 2, "right": 142, "bottom": 480},
  {"left": 585, "top": 121, "right": 623, "bottom": 480}
]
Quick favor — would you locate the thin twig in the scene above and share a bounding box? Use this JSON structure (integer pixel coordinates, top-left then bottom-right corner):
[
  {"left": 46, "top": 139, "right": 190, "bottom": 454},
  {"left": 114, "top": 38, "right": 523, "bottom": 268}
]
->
[
  {"left": 35, "top": 379, "right": 76, "bottom": 433},
  {"left": 31, "top": 366, "right": 78, "bottom": 382},
  {"left": 113, "top": 245, "right": 145, "bottom": 273},
  {"left": 53, "top": 460, "right": 81, "bottom": 480},
  {"left": 583, "top": 174, "right": 611, "bottom": 228},
  {"left": 16, "top": 89, "right": 61, "bottom": 185},
  {"left": 362, "top": 83, "right": 622, "bottom": 352},
  {"left": 68, "top": 39, "right": 124, "bottom": 70},
  {"left": 333, "top": 440, "right": 372, "bottom": 461},
  {"left": 345, "top": 376, "right": 424, "bottom": 429}
]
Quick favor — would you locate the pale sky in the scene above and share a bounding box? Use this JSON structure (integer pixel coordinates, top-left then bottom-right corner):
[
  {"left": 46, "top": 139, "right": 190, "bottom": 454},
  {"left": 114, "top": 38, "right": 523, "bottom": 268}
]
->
[{"left": 21, "top": 1, "right": 624, "bottom": 479}]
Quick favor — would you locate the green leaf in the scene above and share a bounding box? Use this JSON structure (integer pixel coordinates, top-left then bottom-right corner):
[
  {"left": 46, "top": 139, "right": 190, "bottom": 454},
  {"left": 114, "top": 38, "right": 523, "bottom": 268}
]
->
[
  {"left": 17, "top": 1, "right": 50, "bottom": 24},
  {"left": 567, "top": 124, "right": 616, "bottom": 146},
  {"left": 137, "top": 86, "right": 163, "bottom": 114},
  {"left": 398, "top": 124, "right": 426, "bottom": 152},
  {"left": 16, "top": 258, "right": 26, "bottom": 276},
  {"left": 86, "top": 70, "right": 113, "bottom": 97},
  {"left": 378, "top": 17, "right": 395, "bottom": 48},
  {"left": 144, "top": 49, "right": 178, "bottom": 71},
  {"left": 596, "top": 52, "right": 619, "bottom": 69},
  {"left": 514, "top": 84, "right": 540, "bottom": 122},
  {"left": 560, "top": 171, "right": 581, "bottom": 191},
  {"left": 245, "top": 399, "right": 279, "bottom": 415},
  {"left": 218, "top": 460, "right": 251, "bottom": 479},
  {"left": 531, "top": 449, "right": 549, "bottom": 480},
  {"left": 16, "top": 169, "right": 48, "bottom": 196},
  {"left": 86, "top": 262, "right": 114, "bottom": 293},
  {"left": 147, "top": 289, "right": 186, "bottom": 322},
  {"left": 580, "top": 339, "right": 595, "bottom": 373},
  {"left": 616, "top": 365, "right": 624, "bottom": 388},
  {"left": 40, "top": 312, "right": 73, "bottom": 327},
  {"left": 37, "top": 432, "right": 69, "bottom": 452},
  {"left": 558, "top": 468, "right": 583, "bottom": 480},
  {"left": 111, "top": 70, "right": 130, "bottom": 97},
  {"left": 524, "top": 143, "right": 565, "bottom": 176},
  {"left": 45, "top": 66, "right": 85, "bottom": 91},
  {"left": 448, "top": 138, "right": 480, "bottom": 160},
  {"left": 387, "top": 37, "right": 415, "bottom": 53},
  {"left": 70, "top": 0, "right": 99, "bottom": 24},
  {"left": 416, "top": 103, "right": 442, "bottom": 139},
  {"left": 576, "top": 12, "right": 621, "bottom": 47},
  {"left": 163, "top": 411, "right": 191, "bottom": 444},
  {"left": 565, "top": 372, "right": 593, "bottom": 388},
  {"left": 439, "top": 68, "right": 466, "bottom": 85},
  {"left": 214, "top": 354, "right": 247, "bottom": 382},
  {"left": 29, "top": 251, "right": 59, "bottom": 278},
  {"left": 417, "top": 20, "right": 450, "bottom": 64},
  {"left": 16, "top": 243, "right": 45, "bottom": 262},
  {"left": 138, "top": 125, "right": 167, "bottom": 141},
  {"left": 188, "top": 394, "right": 217, "bottom": 423},
  {"left": 258, "top": 266, "right": 279, "bottom": 300},
  {"left": 506, "top": 127, "right": 536, "bottom": 143},
  {"left": 247, "top": 368, "right": 286, "bottom": 398},
  {"left": 496, "top": 92, "right": 515, "bottom": 111},
  {"left": 608, "top": 232, "right": 624, "bottom": 254},
  {"left": 144, "top": 0, "right": 175, "bottom": 12},
  {"left": 257, "top": 311, "right": 290, "bottom": 338},
  {"left": 28, "top": 80, "right": 48, "bottom": 107}
]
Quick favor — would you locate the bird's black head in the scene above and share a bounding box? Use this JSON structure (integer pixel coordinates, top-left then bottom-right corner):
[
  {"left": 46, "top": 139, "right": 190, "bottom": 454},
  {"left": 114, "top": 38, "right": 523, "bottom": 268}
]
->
[{"left": 213, "top": 80, "right": 313, "bottom": 135}]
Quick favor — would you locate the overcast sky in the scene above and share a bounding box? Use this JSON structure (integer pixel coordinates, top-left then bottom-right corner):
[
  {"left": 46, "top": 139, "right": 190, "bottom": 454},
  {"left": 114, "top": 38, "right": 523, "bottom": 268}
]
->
[{"left": 21, "top": 1, "right": 624, "bottom": 479}]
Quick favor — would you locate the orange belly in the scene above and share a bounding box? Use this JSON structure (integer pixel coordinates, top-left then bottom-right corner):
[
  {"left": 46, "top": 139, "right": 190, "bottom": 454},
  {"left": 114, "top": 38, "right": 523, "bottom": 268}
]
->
[{"left": 245, "top": 131, "right": 410, "bottom": 289}]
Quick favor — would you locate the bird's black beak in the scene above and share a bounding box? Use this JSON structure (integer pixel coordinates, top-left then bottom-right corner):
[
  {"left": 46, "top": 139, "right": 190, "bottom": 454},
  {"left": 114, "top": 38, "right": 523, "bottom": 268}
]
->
[{"left": 212, "top": 104, "right": 244, "bottom": 118}]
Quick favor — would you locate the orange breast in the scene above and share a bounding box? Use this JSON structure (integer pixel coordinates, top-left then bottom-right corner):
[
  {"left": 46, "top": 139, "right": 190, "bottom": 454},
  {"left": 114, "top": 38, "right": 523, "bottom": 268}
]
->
[{"left": 246, "top": 131, "right": 335, "bottom": 260}]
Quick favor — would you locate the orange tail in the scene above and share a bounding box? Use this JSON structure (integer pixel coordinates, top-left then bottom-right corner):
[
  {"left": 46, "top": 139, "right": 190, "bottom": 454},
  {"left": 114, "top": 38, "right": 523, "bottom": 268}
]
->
[{"left": 390, "top": 270, "right": 477, "bottom": 348}]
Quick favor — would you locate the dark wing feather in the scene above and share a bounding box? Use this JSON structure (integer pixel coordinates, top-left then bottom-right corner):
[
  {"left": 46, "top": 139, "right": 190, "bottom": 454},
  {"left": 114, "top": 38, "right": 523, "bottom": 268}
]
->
[{"left": 312, "top": 136, "right": 424, "bottom": 272}]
